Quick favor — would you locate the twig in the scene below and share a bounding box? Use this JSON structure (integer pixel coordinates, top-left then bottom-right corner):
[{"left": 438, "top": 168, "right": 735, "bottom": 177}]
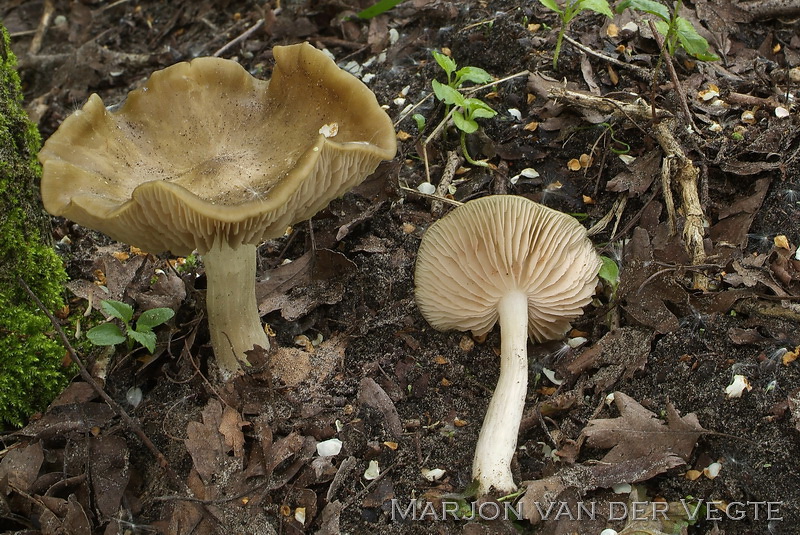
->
[
  {"left": 431, "top": 151, "right": 462, "bottom": 217},
  {"left": 726, "top": 92, "right": 783, "bottom": 110},
  {"left": 213, "top": 19, "right": 264, "bottom": 57},
  {"left": 647, "top": 20, "right": 698, "bottom": 134},
  {"left": 562, "top": 34, "right": 651, "bottom": 81},
  {"left": 97, "top": 0, "right": 134, "bottom": 13},
  {"left": 399, "top": 185, "right": 463, "bottom": 207},
  {"left": 28, "top": 0, "right": 55, "bottom": 56},
  {"left": 548, "top": 87, "right": 708, "bottom": 289},
  {"left": 738, "top": 0, "right": 800, "bottom": 20},
  {"left": 587, "top": 194, "right": 627, "bottom": 236},
  {"left": 18, "top": 277, "right": 188, "bottom": 492}
]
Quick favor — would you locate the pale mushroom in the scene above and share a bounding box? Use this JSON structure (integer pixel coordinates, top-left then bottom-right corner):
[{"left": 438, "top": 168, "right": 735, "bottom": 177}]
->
[
  {"left": 414, "top": 195, "right": 600, "bottom": 495},
  {"left": 39, "top": 43, "right": 396, "bottom": 378}
]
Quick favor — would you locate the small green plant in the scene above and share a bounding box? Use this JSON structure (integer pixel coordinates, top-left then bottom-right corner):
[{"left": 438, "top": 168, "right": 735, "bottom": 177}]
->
[
  {"left": 598, "top": 255, "right": 620, "bottom": 296},
  {"left": 175, "top": 252, "right": 198, "bottom": 274},
  {"left": 430, "top": 50, "right": 497, "bottom": 166},
  {"left": 431, "top": 50, "right": 494, "bottom": 99},
  {"left": 87, "top": 300, "right": 174, "bottom": 354},
  {"left": 357, "top": 0, "right": 405, "bottom": 19},
  {"left": 616, "top": 0, "right": 719, "bottom": 61},
  {"left": 539, "top": 0, "right": 613, "bottom": 69}
]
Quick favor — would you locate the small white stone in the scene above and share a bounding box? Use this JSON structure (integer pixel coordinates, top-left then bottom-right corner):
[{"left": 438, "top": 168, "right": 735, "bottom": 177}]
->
[
  {"left": 725, "top": 374, "right": 751, "bottom": 398},
  {"left": 567, "top": 336, "right": 587, "bottom": 348},
  {"left": 775, "top": 106, "right": 790, "bottom": 118},
  {"left": 421, "top": 468, "right": 446, "bottom": 481},
  {"left": 389, "top": 28, "right": 400, "bottom": 45},
  {"left": 510, "top": 167, "right": 539, "bottom": 184},
  {"left": 319, "top": 123, "right": 339, "bottom": 138},
  {"left": 417, "top": 182, "right": 436, "bottom": 195},
  {"left": 704, "top": 462, "right": 722, "bottom": 479},
  {"left": 316, "top": 438, "right": 343, "bottom": 457},
  {"left": 508, "top": 108, "right": 522, "bottom": 121},
  {"left": 126, "top": 386, "right": 142, "bottom": 408},
  {"left": 612, "top": 482, "right": 631, "bottom": 494},
  {"left": 542, "top": 367, "right": 563, "bottom": 385},
  {"left": 364, "top": 460, "right": 380, "bottom": 480}
]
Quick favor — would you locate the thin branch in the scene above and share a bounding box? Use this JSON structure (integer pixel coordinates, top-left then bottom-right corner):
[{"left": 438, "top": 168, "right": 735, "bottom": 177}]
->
[
  {"left": 18, "top": 277, "right": 188, "bottom": 492},
  {"left": 647, "top": 19, "right": 698, "bottom": 134},
  {"left": 213, "top": 19, "right": 264, "bottom": 57},
  {"left": 562, "top": 34, "right": 651, "bottom": 81}
]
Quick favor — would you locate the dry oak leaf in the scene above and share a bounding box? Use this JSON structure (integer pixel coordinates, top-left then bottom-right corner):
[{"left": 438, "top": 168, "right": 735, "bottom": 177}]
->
[
  {"left": 582, "top": 392, "right": 706, "bottom": 463},
  {"left": 219, "top": 405, "right": 247, "bottom": 458}
]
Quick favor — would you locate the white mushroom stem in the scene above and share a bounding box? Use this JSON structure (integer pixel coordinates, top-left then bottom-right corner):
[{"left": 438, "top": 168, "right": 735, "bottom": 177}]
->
[
  {"left": 472, "top": 290, "right": 529, "bottom": 495},
  {"left": 202, "top": 241, "right": 270, "bottom": 379}
]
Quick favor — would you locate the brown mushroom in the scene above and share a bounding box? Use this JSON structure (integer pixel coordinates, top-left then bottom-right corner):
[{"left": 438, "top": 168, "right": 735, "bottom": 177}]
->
[
  {"left": 39, "top": 43, "right": 396, "bottom": 378},
  {"left": 414, "top": 195, "right": 600, "bottom": 495}
]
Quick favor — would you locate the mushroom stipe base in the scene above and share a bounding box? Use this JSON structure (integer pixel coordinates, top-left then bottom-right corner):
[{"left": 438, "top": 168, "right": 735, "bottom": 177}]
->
[{"left": 202, "top": 242, "right": 269, "bottom": 378}]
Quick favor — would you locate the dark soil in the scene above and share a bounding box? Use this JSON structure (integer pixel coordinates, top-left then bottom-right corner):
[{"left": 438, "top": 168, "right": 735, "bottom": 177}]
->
[{"left": 3, "top": 0, "right": 800, "bottom": 534}]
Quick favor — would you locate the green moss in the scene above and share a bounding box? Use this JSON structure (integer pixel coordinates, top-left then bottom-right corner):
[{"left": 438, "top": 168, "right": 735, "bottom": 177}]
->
[{"left": 0, "top": 24, "right": 71, "bottom": 428}]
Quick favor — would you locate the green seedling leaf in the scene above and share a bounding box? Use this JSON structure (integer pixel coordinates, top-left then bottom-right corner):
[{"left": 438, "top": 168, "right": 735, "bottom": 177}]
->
[
  {"left": 674, "top": 17, "right": 719, "bottom": 60},
  {"left": 580, "top": 0, "right": 614, "bottom": 18},
  {"left": 412, "top": 113, "right": 426, "bottom": 130},
  {"left": 598, "top": 256, "right": 620, "bottom": 288},
  {"left": 101, "top": 300, "right": 133, "bottom": 324},
  {"left": 464, "top": 98, "right": 497, "bottom": 119},
  {"left": 357, "top": 0, "right": 405, "bottom": 19},
  {"left": 539, "top": 0, "right": 563, "bottom": 15},
  {"left": 452, "top": 110, "right": 479, "bottom": 133},
  {"left": 129, "top": 329, "right": 157, "bottom": 353},
  {"left": 432, "top": 79, "right": 465, "bottom": 106},
  {"left": 654, "top": 19, "right": 670, "bottom": 34},
  {"left": 616, "top": 0, "right": 670, "bottom": 21},
  {"left": 137, "top": 307, "right": 175, "bottom": 331},
  {"left": 455, "top": 66, "right": 494, "bottom": 86},
  {"left": 432, "top": 50, "right": 457, "bottom": 78},
  {"left": 87, "top": 323, "right": 126, "bottom": 347}
]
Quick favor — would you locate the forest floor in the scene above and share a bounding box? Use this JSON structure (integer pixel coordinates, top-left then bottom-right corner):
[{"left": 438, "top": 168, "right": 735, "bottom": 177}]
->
[{"left": 3, "top": 0, "right": 800, "bottom": 534}]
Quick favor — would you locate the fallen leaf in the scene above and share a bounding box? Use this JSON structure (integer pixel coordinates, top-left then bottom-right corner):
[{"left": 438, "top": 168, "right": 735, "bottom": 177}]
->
[
  {"left": 219, "top": 406, "right": 247, "bottom": 458},
  {"left": 582, "top": 392, "right": 706, "bottom": 463},
  {"left": 359, "top": 377, "right": 403, "bottom": 439},
  {"left": 88, "top": 435, "right": 130, "bottom": 520},
  {"left": 0, "top": 442, "right": 43, "bottom": 493}
]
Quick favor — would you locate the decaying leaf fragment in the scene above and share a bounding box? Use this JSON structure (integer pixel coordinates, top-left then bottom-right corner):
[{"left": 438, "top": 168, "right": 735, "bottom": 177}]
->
[{"left": 521, "top": 393, "right": 705, "bottom": 524}]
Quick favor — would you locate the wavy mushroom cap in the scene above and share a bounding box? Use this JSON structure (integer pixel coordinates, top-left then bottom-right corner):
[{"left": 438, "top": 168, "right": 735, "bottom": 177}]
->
[
  {"left": 414, "top": 195, "right": 601, "bottom": 342},
  {"left": 39, "top": 43, "right": 397, "bottom": 255}
]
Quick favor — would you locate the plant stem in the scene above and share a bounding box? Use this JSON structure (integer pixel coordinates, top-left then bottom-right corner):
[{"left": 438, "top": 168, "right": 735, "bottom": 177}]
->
[
  {"left": 554, "top": 26, "right": 566, "bottom": 70},
  {"left": 202, "top": 241, "right": 269, "bottom": 379},
  {"left": 472, "top": 291, "right": 529, "bottom": 495},
  {"left": 459, "top": 131, "right": 490, "bottom": 168}
]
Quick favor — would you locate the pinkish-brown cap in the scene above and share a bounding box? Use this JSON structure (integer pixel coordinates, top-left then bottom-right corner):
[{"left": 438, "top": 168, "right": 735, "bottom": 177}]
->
[
  {"left": 39, "top": 43, "right": 397, "bottom": 255},
  {"left": 414, "top": 195, "right": 600, "bottom": 341}
]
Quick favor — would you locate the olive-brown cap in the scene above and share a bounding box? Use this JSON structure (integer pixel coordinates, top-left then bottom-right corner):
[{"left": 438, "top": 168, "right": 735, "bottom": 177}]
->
[
  {"left": 39, "top": 43, "right": 397, "bottom": 255},
  {"left": 414, "top": 195, "right": 600, "bottom": 342}
]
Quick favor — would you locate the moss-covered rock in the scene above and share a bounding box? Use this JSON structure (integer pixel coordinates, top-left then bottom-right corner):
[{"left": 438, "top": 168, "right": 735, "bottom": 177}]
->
[{"left": 0, "top": 24, "right": 71, "bottom": 428}]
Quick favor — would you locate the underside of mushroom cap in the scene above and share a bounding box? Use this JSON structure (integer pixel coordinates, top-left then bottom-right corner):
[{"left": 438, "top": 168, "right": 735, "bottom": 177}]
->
[
  {"left": 414, "top": 195, "right": 601, "bottom": 342},
  {"left": 39, "top": 43, "right": 396, "bottom": 255}
]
